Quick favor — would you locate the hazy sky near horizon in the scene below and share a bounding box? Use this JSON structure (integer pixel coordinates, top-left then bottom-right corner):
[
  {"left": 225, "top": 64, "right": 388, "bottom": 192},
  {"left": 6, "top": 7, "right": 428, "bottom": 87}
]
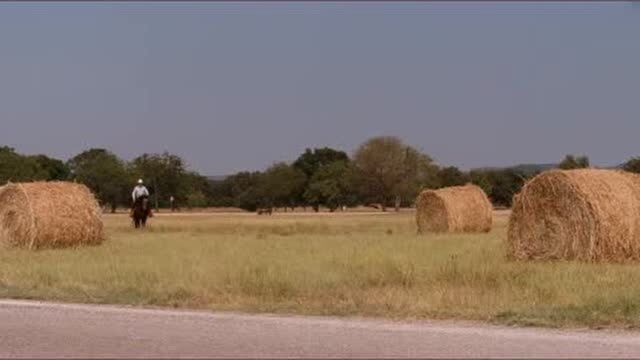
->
[{"left": 0, "top": 3, "right": 639, "bottom": 175}]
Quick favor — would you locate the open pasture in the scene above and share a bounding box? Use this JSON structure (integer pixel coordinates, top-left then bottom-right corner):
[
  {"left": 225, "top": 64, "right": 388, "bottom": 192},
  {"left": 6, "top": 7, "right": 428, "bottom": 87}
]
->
[{"left": 1, "top": 210, "right": 640, "bottom": 328}]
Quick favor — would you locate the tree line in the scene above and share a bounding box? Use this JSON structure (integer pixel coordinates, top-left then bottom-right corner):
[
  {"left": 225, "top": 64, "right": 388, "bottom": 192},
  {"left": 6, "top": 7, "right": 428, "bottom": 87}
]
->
[
  {"left": 0, "top": 146, "right": 210, "bottom": 212},
  {"left": 1, "top": 138, "right": 636, "bottom": 212}
]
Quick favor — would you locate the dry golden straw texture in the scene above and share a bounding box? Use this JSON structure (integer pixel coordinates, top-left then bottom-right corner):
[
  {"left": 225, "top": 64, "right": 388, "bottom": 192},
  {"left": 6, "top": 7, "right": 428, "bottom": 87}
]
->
[
  {"left": 0, "top": 181, "right": 104, "bottom": 249},
  {"left": 416, "top": 184, "right": 493, "bottom": 233},
  {"left": 508, "top": 169, "right": 640, "bottom": 262}
]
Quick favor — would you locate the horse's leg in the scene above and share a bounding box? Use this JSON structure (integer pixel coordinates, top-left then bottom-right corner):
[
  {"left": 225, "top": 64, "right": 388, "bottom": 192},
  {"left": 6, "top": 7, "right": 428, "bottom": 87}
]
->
[{"left": 134, "top": 216, "right": 140, "bottom": 229}]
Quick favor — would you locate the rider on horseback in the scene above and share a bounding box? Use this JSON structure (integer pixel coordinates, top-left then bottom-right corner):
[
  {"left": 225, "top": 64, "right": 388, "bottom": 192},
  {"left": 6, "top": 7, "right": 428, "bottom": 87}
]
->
[
  {"left": 131, "top": 179, "right": 151, "bottom": 217},
  {"left": 132, "top": 179, "right": 149, "bottom": 203}
]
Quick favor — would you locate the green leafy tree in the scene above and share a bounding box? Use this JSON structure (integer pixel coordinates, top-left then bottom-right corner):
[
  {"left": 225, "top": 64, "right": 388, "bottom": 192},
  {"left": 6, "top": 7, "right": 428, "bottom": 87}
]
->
[
  {"left": 258, "top": 163, "right": 307, "bottom": 211},
  {"left": 129, "top": 152, "right": 188, "bottom": 209},
  {"left": 232, "top": 171, "right": 265, "bottom": 212},
  {"left": 623, "top": 157, "right": 640, "bottom": 174},
  {"left": 437, "top": 166, "right": 469, "bottom": 188},
  {"left": 353, "top": 136, "right": 437, "bottom": 211},
  {"left": 558, "top": 154, "right": 590, "bottom": 170},
  {"left": 0, "top": 147, "right": 48, "bottom": 184},
  {"left": 303, "top": 161, "right": 359, "bottom": 211},
  {"left": 205, "top": 171, "right": 266, "bottom": 211},
  {"left": 293, "top": 147, "right": 349, "bottom": 178},
  {"left": 469, "top": 169, "right": 493, "bottom": 196},
  {"left": 489, "top": 169, "right": 526, "bottom": 207},
  {"left": 181, "top": 172, "right": 213, "bottom": 208},
  {"left": 186, "top": 191, "right": 208, "bottom": 208},
  {"left": 396, "top": 147, "right": 440, "bottom": 209},
  {"left": 30, "top": 154, "right": 70, "bottom": 181},
  {"left": 68, "top": 148, "right": 128, "bottom": 212},
  {"left": 470, "top": 168, "right": 527, "bottom": 207},
  {"left": 293, "top": 147, "right": 349, "bottom": 208},
  {"left": 208, "top": 177, "right": 236, "bottom": 207}
]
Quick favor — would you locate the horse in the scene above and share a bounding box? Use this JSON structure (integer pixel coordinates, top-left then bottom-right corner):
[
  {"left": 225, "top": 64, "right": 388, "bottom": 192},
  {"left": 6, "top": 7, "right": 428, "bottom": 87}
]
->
[{"left": 132, "top": 196, "right": 151, "bottom": 228}]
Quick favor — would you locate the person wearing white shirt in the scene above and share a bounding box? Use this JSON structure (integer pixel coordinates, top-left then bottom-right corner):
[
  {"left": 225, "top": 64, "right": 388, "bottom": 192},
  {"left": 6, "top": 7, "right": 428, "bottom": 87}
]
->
[{"left": 132, "top": 179, "right": 150, "bottom": 203}]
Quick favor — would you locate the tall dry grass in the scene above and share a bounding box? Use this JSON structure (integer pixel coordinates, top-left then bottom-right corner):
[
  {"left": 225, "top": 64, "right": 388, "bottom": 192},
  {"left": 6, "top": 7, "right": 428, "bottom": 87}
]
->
[{"left": 0, "top": 211, "right": 640, "bottom": 328}]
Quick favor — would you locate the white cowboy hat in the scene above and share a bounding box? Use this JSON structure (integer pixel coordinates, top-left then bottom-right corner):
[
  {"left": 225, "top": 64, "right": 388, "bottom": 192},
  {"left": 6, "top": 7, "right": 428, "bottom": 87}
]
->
[{"left": 137, "top": 179, "right": 144, "bottom": 184}]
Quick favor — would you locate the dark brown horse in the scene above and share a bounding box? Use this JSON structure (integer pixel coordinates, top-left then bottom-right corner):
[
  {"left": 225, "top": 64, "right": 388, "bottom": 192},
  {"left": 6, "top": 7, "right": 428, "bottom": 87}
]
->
[{"left": 132, "top": 196, "right": 151, "bottom": 228}]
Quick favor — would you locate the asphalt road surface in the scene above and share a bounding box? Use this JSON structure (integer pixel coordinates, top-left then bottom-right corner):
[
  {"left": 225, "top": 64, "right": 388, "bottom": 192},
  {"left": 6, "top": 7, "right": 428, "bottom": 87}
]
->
[{"left": 1, "top": 300, "right": 640, "bottom": 358}]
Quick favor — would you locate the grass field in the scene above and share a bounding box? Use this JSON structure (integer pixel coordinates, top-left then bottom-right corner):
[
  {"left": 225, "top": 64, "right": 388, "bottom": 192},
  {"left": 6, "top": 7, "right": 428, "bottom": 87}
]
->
[{"left": 2, "top": 210, "right": 640, "bottom": 329}]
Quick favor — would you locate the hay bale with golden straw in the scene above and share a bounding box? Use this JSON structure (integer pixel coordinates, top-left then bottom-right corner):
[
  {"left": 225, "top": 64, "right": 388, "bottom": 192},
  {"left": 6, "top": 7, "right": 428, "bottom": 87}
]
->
[
  {"left": 508, "top": 169, "right": 640, "bottom": 262},
  {"left": 0, "top": 181, "right": 104, "bottom": 249},
  {"left": 416, "top": 184, "right": 493, "bottom": 233}
]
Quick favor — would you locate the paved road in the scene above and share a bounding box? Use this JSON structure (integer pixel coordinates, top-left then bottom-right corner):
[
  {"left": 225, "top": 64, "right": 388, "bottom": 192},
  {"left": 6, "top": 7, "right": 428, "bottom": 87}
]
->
[{"left": 1, "top": 300, "right": 640, "bottom": 358}]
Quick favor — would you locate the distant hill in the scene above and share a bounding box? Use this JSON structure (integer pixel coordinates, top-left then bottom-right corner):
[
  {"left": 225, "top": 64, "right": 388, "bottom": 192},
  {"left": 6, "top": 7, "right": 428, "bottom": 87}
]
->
[
  {"left": 509, "top": 163, "right": 557, "bottom": 176},
  {"left": 208, "top": 162, "right": 622, "bottom": 182},
  {"left": 207, "top": 164, "right": 558, "bottom": 181},
  {"left": 471, "top": 163, "right": 557, "bottom": 176},
  {"left": 471, "top": 162, "right": 626, "bottom": 176},
  {"left": 207, "top": 175, "right": 228, "bottom": 182}
]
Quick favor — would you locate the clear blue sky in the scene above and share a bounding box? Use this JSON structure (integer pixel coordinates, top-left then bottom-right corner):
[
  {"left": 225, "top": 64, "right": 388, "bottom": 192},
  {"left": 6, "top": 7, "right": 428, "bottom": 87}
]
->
[{"left": 0, "top": 3, "right": 639, "bottom": 175}]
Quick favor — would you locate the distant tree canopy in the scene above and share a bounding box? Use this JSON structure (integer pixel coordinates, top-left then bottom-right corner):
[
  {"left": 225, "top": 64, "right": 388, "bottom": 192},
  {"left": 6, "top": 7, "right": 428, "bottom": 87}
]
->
[
  {"left": 468, "top": 168, "right": 529, "bottom": 207},
  {"left": 488, "top": 169, "right": 527, "bottom": 207},
  {"left": 622, "top": 157, "right": 640, "bottom": 174},
  {"left": 292, "top": 147, "right": 349, "bottom": 179},
  {"left": 67, "top": 148, "right": 128, "bottom": 212},
  {"left": 0, "top": 147, "right": 48, "bottom": 184},
  {"left": 177, "top": 170, "right": 214, "bottom": 209},
  {"left": 353, "top": 136, "right": 438, "bottom": 211},
  {"left": 469, "top": 170, "right": 493, "bottom": 197},
  {"left": 130, "top": 152, "right": 189, "bottom": 208},
  {"left": 30, "top": 154, "right": 71, "bottom": 181},
  {"left": 258, "top": 162, "right": 307, "bottom": 210},
  {"left": 292, "top": 147, "right": 353, "bottom": 211},
  {"left": 558, "top": 154, "right": 590, "bottom": 170},
  {"left": 0, "top": 140, "right": 593, "bottom": 211},
  {"left": 231, "top": 171, "right": 266, "bottom": 212},
  {"left": 304, "top": 161, "right": 359, "bottom": 211},
  {"left": 208, "top": 176, "right": 239, "bottom": 208},
  {"left": 437, "top": 166, "right": 470, "bottom": 188},
  {"left": 208, "top": 137, "right": 528, "bottom": 212}
]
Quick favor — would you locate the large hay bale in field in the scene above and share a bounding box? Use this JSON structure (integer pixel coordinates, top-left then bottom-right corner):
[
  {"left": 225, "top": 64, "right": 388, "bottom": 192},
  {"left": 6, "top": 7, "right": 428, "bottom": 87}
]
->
[
  {"left": 0, "top": 182, "right": 104, "bottom": 249},
  {"left": 508, "top": 169, "right": 640, "bottom": 262},
  {"left": 416, "top": 184, "right": 493, "bottom": 233}
]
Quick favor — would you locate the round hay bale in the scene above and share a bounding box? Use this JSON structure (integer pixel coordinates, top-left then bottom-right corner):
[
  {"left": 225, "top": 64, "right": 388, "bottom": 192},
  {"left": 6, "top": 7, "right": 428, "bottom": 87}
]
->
[
  {"left": 0, "top": 181, "right": 104, "bottom": 249},
  {"left": 416, "top": 184, "right": 493, "bottom": 233},
  {"left": 508, "top": 169, "right": 640, "bottom": 262}
]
